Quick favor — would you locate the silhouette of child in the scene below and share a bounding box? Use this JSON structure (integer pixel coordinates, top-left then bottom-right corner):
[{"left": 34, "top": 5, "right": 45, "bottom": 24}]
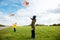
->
[{"left": 30, "top": 15, "right": 36, "bottom": 39}]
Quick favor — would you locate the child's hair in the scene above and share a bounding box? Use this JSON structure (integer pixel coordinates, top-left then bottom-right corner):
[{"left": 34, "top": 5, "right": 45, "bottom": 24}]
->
[
  {"left": 32, "top": 15, "right": 36, "bottom": 20},
  {"left": 14, "top": 22, "right": 17, "bottom": 24}
]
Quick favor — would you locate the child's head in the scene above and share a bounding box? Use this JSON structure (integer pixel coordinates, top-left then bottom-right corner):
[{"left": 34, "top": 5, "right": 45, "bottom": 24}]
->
[
  {"left": 32, "top": 15, "right": 36, "bottom": 19},
  {"left": 15, "top": 22, "right": 17, "bottom": 24}
]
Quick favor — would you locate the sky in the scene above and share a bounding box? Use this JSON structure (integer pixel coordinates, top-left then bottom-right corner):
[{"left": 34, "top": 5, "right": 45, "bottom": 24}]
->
[{"left": 0, "top": 0, "right": 60, "bottom": 26}]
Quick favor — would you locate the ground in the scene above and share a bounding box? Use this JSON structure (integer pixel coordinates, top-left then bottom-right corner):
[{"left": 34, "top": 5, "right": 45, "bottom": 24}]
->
[
  {"left": 0, "top": 26, "right": 60, "bottom": 40},
  {"left": 0, "top": 26, "right": 10, "bottom": 30}
]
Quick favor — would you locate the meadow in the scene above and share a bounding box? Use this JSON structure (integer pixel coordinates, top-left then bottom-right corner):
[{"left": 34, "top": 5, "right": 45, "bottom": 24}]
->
[{"left": 0, "top": 26, "right": 60, "bottom": 40}]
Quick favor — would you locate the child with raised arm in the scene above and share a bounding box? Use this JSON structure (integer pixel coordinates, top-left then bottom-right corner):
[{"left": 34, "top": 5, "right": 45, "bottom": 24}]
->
[{"left": 30, "top": 15, "right": 36, "bottom": 39}]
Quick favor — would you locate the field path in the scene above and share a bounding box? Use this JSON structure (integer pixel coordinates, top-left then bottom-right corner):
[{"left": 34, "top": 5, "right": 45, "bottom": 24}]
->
[{"left": 0, "top": 26, "right": 10, "bottom": 30}]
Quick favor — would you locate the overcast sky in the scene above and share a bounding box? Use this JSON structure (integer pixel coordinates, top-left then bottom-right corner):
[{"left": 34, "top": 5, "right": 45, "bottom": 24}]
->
[{"left": 0, "top": 0, "right": 60, "bottom": 26}]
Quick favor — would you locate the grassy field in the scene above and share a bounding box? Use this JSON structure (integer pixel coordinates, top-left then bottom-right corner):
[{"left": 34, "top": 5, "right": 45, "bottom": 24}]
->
[{"left": 0, "top": 26, "right": 60, "bottom": 40}]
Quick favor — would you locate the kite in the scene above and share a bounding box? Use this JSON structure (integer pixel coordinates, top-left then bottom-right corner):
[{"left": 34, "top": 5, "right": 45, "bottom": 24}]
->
[
  {"left": 9, "top": 14, "right": 15, "bottom": 16},
  {"left": 23, "top": 0, "right": 29, "bottom": 7}
]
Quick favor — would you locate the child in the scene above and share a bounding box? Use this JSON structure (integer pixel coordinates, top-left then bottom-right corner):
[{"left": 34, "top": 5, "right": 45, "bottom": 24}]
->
[
  {"left": 13, "top": 23, "right": 17, "bottom": 32},
  {"left": 30, "top": 15, "right": 36, "bottom": 39}
]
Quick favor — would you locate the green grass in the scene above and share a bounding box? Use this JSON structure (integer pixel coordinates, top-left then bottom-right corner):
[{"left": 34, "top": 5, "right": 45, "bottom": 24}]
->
[{"left": 0, "top": 26, "right": 60, "bottom": 40}]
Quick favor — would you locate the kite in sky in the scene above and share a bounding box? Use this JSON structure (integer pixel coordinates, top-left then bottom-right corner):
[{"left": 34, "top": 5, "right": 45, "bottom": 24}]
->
[{"left": 23, "top": 0, "right": 29, "bottom": 7}]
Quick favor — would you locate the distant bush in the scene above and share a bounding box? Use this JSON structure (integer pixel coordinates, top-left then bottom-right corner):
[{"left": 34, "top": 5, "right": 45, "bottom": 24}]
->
[
  {"left": 52, "top": 23, "right": 60, "bottom": 26},
  {"left": 0, "top": 24, "right": 5, "bottom": 27},
  {"left": 29, "top": 23, "right": 60, "bottom": 26},
  {"left": 36, "top": 24, "right": 46, "bottom": 26},
  {"left": 36, "top": 24, "right": 40, "bottom": 26}
]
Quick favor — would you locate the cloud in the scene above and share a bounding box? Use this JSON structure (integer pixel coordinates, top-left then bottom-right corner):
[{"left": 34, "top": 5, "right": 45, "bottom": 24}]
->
[
  {"left": 0, "top": 11, "right": 17, "bottom": 25},
  {"left": 0, "top": 12, "right": 10, "bottom": 25},
  {"left": 37, "top": 13, "right": 60, "bottom": 25},
  {"left": 48, "top": 7, "right": 60, "bottom": 13}
]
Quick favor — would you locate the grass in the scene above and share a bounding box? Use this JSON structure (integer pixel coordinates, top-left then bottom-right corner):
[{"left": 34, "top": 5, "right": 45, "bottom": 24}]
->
[{"left": 0, "top": 26, "right": 60, "bottom": 40}]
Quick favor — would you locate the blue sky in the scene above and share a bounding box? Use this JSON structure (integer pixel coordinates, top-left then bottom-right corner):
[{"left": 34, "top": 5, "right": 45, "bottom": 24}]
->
[
  {"left": 0, "top": 0, "right": 60, "bottom": 26},
  {"left": 0, "top": 0, "right": 26, "bottom": 15}
]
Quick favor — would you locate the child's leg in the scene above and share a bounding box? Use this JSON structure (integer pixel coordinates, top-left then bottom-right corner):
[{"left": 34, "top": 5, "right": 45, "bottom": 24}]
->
[
  {"left": 31, "top": 30, "right": 35, "bottom": 39},
  {"left": 14, "top": 28, "right": 16, "bottom": 32}
]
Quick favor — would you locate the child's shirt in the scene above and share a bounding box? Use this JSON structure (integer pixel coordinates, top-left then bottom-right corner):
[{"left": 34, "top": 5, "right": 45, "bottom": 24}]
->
[
  {"left": 31, "top": 19, "right": 36, "bottom": 30},
  {"left": 31, "top": 19, "right": 36, "bottom": 26},
  {"left": 13, "top": 24, "right": 16, "bottom": 28}
]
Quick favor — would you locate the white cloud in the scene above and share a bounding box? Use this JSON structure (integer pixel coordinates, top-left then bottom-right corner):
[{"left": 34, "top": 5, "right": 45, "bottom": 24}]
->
[
  {"left": 0, "top": 12, "right": 16, "bottom": 25},
  {"left": 1, "top": 2, "right": 8, "bottom": 6},
  {"left": 36, "top": 13, "right": 60, "bottom": 25},
  {"left": 0, "top": 0, "right": 60, "bottom": 26},
  {"left": 28, "top": 0, "right": 60, "bottom": 11},
  {"left": 48, "top": 7, "right": 60, "bottom": 13}
]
